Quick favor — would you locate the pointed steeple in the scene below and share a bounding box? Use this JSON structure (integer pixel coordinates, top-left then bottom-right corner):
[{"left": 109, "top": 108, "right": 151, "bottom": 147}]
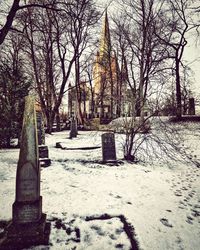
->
[{"left": 99, "top": 9, "right": 111, "bottom": 58}]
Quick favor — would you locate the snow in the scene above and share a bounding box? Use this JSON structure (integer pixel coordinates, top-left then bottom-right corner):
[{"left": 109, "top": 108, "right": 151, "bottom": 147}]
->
[{"left": 0, "top": 122, "right": 200, "bottom": 250}]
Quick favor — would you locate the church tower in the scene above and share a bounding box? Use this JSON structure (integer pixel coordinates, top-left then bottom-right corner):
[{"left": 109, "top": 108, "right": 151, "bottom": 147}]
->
[
  {"left": 99, "top": 10, "right": 111, "bottom": 59},
  {"left": 93, "top": 10, "right": 120, "bottom": 122}
]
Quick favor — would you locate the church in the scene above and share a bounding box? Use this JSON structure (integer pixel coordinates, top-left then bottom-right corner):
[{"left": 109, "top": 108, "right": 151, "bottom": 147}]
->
[{"left": 68, "top": 11, "right": 129, "bottom": 124}]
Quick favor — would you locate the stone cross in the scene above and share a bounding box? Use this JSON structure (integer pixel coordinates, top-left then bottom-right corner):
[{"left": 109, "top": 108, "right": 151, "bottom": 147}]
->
[
  {"left": 0, "top": 96, "right": 50, "bottom": 249},
  {"left": 69, "top": 117, "right": 78, "bottom": 138},
  {"left": 101, "top": 132, "right": 117, "bottom": 163}
]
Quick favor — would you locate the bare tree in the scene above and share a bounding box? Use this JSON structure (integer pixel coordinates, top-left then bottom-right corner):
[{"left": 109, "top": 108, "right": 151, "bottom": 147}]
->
[
  {"left": 66, "top": 0, "right": 100, "bottom": 125},
  {"left": 0, "top": 0, "right": 62, "bottom": 46},
  {"left": 16, "top": 0, "right": 76, "bottom": 132},
  {"left": 15, "top": 0, "right": 100, "bottom": 131},
  {"left": 111, "top": 0, "right": 169, "bottom": 160},
  {"left": 115, "top": 0, "right": 169, "bottom": 120},
  {"left": 155, "top": 0, "right": 199, "bottom": 118}
]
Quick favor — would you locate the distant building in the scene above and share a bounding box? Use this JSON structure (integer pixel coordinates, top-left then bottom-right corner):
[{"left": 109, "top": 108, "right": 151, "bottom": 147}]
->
[
  {"left": 68, "top": 11, "right": 129, "bottom": 123},
  {"left": 92, "top": 11, "right": 128, "bottom": 121}
]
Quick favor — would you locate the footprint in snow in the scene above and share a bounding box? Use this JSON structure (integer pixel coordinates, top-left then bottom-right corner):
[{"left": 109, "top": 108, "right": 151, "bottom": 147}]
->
[
  {"left": 115, "top": 195, "right": 122, "bottom": 199},
  {"left": 160, "top": 218, "right": 173, "bottom": 228},
  {"left": 191, "top": 208, "right": 200, "bottom": 217},
  {"left": 174, "top": 191, "right": 182, "bottom": 197},
  {"left": 178, "top": 201, "right": 187, "bottom": 209},
  {"left": 127, "top": 201, "right": 132, "bottom": 205},
  {"left": 194, "top": 204, "right": 200, "bottom": 209},
  {"left": 188, "top": 192, "right": 194, "bottom": 198},
  {"left": 186, "top": 216, "right": 193, "bottom": 224}
]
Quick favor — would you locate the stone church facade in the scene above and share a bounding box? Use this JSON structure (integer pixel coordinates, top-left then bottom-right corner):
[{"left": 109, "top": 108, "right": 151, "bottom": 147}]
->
[{"left": 68, "top": 11, "right": 129, "bottom": 123}]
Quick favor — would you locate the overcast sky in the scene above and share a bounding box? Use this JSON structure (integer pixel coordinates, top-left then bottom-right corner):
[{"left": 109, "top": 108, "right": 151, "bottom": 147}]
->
[{"left": 0, "top": 0, "right": 199, "bottom": 97}]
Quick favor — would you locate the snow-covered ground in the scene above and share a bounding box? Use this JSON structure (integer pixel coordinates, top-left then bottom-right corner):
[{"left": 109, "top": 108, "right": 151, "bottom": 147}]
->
[{"left": 0, "top": 122, "right": 200, "bottom": 250}]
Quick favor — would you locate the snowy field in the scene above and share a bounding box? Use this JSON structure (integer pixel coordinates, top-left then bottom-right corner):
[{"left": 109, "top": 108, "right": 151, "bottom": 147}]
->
[{"left": 0, "top": 121, "right": 200, "bottom": 250}]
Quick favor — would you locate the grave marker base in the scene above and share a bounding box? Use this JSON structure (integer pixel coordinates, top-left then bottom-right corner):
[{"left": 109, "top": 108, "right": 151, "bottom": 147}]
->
[
  {"left": 13, "top": 197, "right": 42, "bottom": 224},
  {"left": 0, "top": 213, "right": 50, "bottom": 250},
  {"left": 39, "top": 158, "right": 51, "bottom": 167},
  {"left": 102, "top": 159, "right": 118, "bottom": 164}
]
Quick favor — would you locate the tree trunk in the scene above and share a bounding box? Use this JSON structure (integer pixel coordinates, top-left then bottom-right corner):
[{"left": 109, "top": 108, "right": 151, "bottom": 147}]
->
[
  {"left": 75, "top": 57, "right": 84, "bottom": 125},
  {"left": 175, "top": 59, "right": 182, "bottom": 118},
  {"left": 124, "top": 130, "right": 135, "bottom": 161},
  {"left": 46, "top": 111, "right": 54, "bottom": 134},
  {"left": 139, "top": 66, "right": 145, "bottom": 123},
  {"left": 56, "top": 112, "right": 61, "bottom": 131}
]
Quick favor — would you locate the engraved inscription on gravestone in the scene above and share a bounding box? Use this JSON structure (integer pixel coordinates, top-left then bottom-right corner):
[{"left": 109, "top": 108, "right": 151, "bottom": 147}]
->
[
  {"left": 17, "top": 204, "right": 39, "bottom": 223},
  {"left": 17, "top": 162, "right": 38, "bottom": 202},
  {"left": 102, "top": 132, "right": 117, "bottom": 162}
]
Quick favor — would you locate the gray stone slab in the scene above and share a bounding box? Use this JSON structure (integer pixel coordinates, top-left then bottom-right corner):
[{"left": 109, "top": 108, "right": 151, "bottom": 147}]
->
[{"left": 102, "top": 132, "right": 117, "bottom": 163}]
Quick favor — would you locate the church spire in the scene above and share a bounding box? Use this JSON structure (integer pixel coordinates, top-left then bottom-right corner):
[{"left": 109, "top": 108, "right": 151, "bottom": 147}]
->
[{"left": 99, "top": 9, "right": 111, "bottom": 58}]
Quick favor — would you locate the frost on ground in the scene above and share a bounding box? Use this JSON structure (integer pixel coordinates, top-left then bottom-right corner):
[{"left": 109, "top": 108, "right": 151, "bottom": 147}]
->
[{"left": 0, "top": 121, "right": 200, "bottom": 250}]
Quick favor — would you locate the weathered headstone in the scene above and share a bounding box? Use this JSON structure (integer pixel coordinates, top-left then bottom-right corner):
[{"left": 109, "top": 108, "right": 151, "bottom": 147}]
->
[
  {"left": 69, "top": 117, "right": 78, "bottom": 138},
  {"left": 35, "top": 104, "right": 51, "bottom": 167},
  {"left": 38, "top": 145, "right": 51, "bottom": 167},
  {"left": 101, "top": 132, "right": 117, "bottom": 163},
  {"left": 0, "top": 96, "right": 50, "bottom": 249},
  {"left": 36, "top": 111, "right": 45, "bottom": 145},
  {"left": 188, "top": 97, "right": 195, "bottom": 115}
]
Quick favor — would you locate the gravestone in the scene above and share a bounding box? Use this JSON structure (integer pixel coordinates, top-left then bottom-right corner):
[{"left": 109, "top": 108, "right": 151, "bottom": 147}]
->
[
  {"left": 38, "top": 146, "right": 51, "bottom": 167},
  {"left": 35, "top": 104, "right": 51, "bottom": 167},
  {"left": 101, "top": 132, "right": 117, "bottom": 163},
  {"left": 188, "top": 97, "right": 195, "bottom": 115},
  {"left": 36, "top": 111, "right": 45, "bottom": 145},
  {"left": 0, "top": 96, "right": 50, "bottom": 249},
  {"left": 69, "top": 117, "right": 78, "bottom": 138}
]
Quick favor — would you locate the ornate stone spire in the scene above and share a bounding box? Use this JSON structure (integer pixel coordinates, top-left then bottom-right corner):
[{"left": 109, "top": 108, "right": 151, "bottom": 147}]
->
[{"left": 99, "top": 9, "right": 111, "bottom": 58}]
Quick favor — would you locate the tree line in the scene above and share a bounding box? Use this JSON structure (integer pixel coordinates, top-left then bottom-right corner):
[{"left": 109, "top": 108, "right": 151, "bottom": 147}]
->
[{"left": 0, "top": 0, "right": 199, "bottom": 148}]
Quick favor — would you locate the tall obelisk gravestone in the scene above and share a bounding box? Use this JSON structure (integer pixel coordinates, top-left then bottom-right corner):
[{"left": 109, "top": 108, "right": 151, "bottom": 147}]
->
[{"left": 0, "top": 96, "right": 50, "bottom": 249}]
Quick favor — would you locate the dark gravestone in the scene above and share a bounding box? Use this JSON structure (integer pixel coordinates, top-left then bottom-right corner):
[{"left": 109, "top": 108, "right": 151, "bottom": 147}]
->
[
  {"left": 36, "top": 111, "right": 44, "bottom": 145},
  {"left": 69, "top": 117, "right": 78, "bottom": 138},
  {"left": 39, "top": 145, "right": 49, "bottom": 158},
  {"left": 188, "top": 97, "right": 195, "bottom": 115},
  {"left": 38, "top": 145, "right": 51, "bottom": 167},
  {"left": 102, "top": 132, "right": 117, "bottom": 163},
  {"left": 0, "top": 96, "right": 50, "bottom": 249},
  {"left": 36, "top": 109, "right": 51, "bottom": 167}
]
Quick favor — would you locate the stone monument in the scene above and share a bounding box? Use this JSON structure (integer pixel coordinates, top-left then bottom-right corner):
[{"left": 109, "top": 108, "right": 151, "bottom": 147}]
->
[
  {"left": 0, "top": 96, "right": 50, "bottom": 249},
  {"left": 101, "top": 132, "right": 117, "bottom": 163},
  {"left": 188, "top": 97, "right": 195, "bottom": 115},
  {"left": 69, "top": 117, "right": 78, "bottom": 138},
  {"left": 35, "top": 103, "right": 51, "bottom": 167}
]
